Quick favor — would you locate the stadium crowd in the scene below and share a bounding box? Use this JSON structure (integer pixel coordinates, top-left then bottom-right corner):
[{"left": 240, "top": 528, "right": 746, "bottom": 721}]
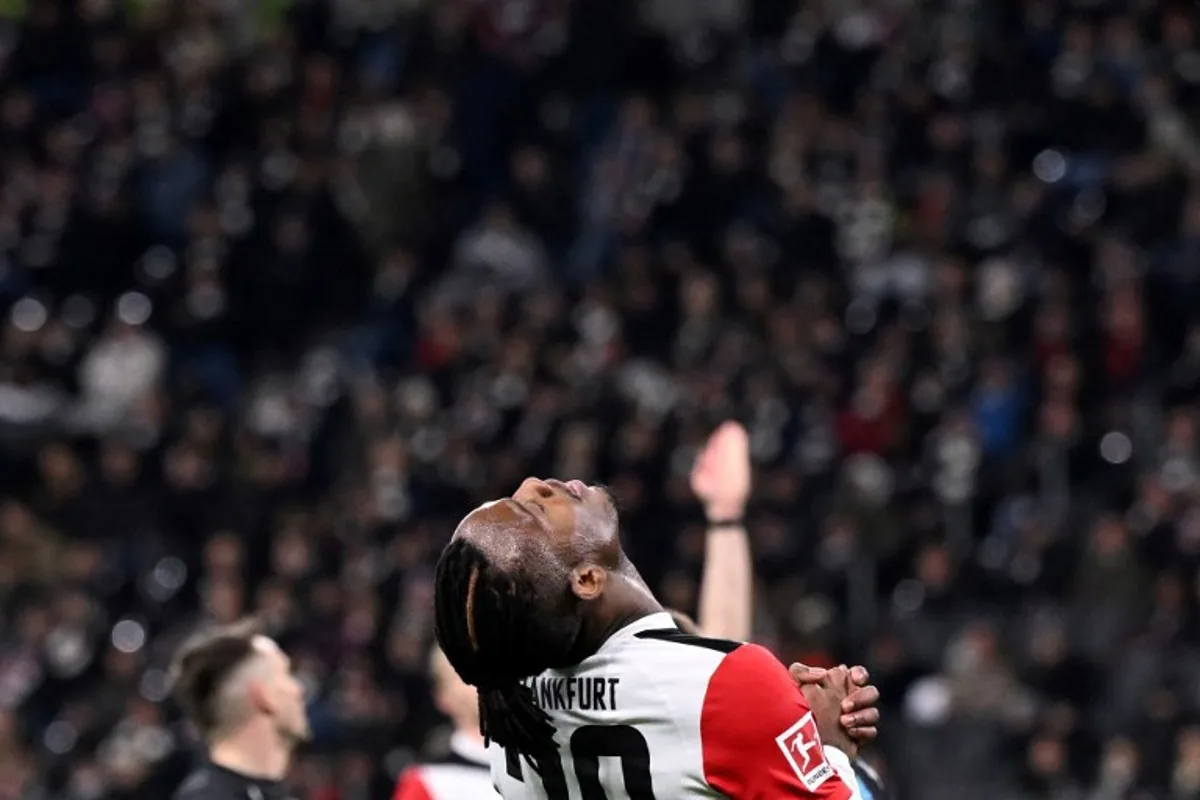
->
[{"left": 1, "top": 0, "right": 1200, "bottom": 798}]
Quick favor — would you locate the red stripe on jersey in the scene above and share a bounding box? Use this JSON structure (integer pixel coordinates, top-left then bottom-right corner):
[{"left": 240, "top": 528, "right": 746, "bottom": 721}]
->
[
  {"left": 392, "top": 770, "right": 434, "bottom": 800},
  {"left": 699, "top": 643, "right": 854, "bottom": 799},
  {"left": 393, "top": 763, "right": 497, "bottom": 800}
]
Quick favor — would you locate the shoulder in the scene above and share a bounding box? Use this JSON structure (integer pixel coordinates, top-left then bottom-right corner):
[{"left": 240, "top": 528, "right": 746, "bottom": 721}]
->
[
  {"left": 625, "top": 627, "right": 743, "bottom": 678},
  {"left": 172, "top": 768, "right": 221, "bottom": 800},
  {"left": 632, "top": 628, "right": 743, "bottom": 657},
  {"left": 697, "top": 640, "right": 803, "bottom": 731},
  {"left": 607, "top": 627, "right": 745, "bottom": 711},
  {"left": 395, "top": 762, "right": 496, "bottom": 800},
  {"left": 393, "top": 768, "right": 434, "bottom": 800},
  {"left": 698, "top": 643, "right": 854, "bottom": 798}
]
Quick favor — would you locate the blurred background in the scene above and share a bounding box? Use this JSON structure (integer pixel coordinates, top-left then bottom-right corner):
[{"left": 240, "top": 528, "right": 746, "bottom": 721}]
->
[{"left": 0, "top": 0, "right": 1198, "bottom": 798}]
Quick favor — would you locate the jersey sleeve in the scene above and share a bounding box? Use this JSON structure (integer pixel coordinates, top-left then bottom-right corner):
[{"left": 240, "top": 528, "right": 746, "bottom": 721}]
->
[
  {"left": 699, "top": 643, "right": 861, "bottom": 800},
  {"left": 392, "top": 768, "right": 434, "bottom": 800}
]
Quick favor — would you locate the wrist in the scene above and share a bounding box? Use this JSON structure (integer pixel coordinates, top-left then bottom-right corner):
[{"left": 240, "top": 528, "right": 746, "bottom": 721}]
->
[
  {"left": 824, "top": 733, "right": 858, "bottom": 759},
  {"left": 704, "top": 505, "right": 746, "bottom": 525}
]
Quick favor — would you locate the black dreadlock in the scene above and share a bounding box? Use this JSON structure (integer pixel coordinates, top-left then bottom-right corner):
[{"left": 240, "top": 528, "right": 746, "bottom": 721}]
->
[{"left": 434, "top": 538, "right": 581, "bottom": 775}]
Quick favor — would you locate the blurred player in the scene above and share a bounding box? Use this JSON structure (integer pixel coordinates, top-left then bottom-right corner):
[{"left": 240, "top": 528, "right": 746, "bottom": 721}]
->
[
  {"left": 392, "top": 646, "right": 498, "bottom": 799},
  {"left": 433, "top": 459, "right": 874, "bottom": 796},
  {"left": 170, "top": 619, "right": 310, "bottom": 800},
  {"left": 675, "top": 422, "right": 892, "bottom": 800}
]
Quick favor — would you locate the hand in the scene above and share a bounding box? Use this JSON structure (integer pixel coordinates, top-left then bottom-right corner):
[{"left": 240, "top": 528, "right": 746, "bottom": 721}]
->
[
  {"left": 798, "top": 666, "right": 859, "bottom": 758},
  {"left": 790, "top": 663, "right": 880, "bottom": 745},
  {"left": 690, "top": 421, "right": 751, "bottom": 521}
]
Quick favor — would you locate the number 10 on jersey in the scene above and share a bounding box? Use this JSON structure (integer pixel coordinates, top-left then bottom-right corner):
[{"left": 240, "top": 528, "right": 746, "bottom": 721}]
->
[{"left": 505, "top": 724, "right": 657, "bottom": 799}]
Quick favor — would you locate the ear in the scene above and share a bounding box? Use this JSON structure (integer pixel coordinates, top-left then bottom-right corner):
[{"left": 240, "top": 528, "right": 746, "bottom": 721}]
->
[
  {"left": 569, "top": 564, "right": 607, "bottom": 601},
  {"left": 246, "top": 679, "right": 273, "bottom": 717}
]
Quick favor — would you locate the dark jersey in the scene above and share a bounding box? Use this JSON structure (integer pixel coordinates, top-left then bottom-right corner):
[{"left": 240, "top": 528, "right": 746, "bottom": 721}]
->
[{"left": 172, "top": 763, "right": 292, "bottom": 800}]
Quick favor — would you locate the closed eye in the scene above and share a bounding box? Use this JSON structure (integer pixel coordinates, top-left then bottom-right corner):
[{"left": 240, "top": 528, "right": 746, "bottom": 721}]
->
[{"left": 506, "top": 498, "right": 539, "bottom": 521}]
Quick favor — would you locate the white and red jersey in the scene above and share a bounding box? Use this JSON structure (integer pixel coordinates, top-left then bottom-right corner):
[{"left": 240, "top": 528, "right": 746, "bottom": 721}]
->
[
  {"left": 491, "top": 612, "right": 862, "bottom": 799},
  {"left": 393, "top": 732, "right": 500, "bottom": 800}
]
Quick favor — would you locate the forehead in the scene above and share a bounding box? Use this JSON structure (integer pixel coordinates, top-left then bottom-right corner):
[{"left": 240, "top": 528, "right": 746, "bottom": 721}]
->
[{"left": 453, "top": 500, "right": 557, "bottom": 568}]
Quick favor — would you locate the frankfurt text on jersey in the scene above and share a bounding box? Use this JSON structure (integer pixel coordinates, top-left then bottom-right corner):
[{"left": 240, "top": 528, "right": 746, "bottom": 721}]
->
[{"left": 527, "top": 676, "right": 620, "bottom": 711}]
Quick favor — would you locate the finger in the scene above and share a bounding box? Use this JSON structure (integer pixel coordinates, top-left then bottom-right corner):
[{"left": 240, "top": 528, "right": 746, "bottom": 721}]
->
[
  {"left": 841, "top": 685, "right": 881, "bottom": 713},
  {"left": 848, "top": 726, "right": 878, "bottom": 743},
  {"left": 788, "top": 663, "right": 828, "bottom": 684},
  {"left": 825, "top": 664, "right": 850, "bottom": 685},
  {"left": 849, "top": 665, "right": 870, "bottom": 686},
  {"left": 789, "top": 663, "right": 828, "bottom": 684},
  {"left": 841, "top": 708, "right": 880, "bottom": 729}
]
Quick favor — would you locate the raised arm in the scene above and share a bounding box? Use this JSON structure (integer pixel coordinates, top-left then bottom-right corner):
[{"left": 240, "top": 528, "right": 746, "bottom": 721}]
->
[
  {"left": 689, "top": 421, "right": 754, "bottom": 641},
  {"left": 687, "top": 421, "right": 884, "bottom": 769}
]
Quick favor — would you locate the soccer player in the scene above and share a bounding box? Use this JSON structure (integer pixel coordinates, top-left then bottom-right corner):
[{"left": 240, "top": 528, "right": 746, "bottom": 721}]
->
[
  {"left": 170, "top": 619, "right": 311, "bottom": 800},
  {"left": 392, "top": 645, "right": 498, "bottom": 799},
  {"left": 434, "top": 474, "right": 871, "bottom": 798},
  {"left": 680, "top": 422, "right": 891, "bottom": 800}
]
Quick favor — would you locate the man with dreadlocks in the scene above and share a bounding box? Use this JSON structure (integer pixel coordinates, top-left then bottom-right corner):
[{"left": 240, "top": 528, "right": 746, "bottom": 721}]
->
[{"left": 434, "top": 422, "right": 874, "bottom": 799}]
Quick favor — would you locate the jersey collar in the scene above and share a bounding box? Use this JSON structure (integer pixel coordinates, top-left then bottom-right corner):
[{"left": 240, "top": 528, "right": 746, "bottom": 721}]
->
[{"left": 598, "top": 611, "right": 678, "bottom": 652}]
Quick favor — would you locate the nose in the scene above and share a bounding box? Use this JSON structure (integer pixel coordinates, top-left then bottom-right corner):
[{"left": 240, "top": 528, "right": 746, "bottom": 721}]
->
[{"left": 514, "top": 477, "right": 556, "bottom": 501}]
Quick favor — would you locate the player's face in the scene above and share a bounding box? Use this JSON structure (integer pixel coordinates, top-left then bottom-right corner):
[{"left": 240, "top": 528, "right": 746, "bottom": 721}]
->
[
  {"left": 253, "top": 637, "right": 311, "bottom": 743},
  {"left": 455, "top": 478, "right": 620, "bottom": 566},
  {"left": 511, "top": 478, "right": 619, "bottom": 556}
]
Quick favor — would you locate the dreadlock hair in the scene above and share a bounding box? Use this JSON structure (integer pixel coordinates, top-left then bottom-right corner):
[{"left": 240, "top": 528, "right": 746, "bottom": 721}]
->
[{"left": 434, "top": 537, "right": 582, "bottom": 775}]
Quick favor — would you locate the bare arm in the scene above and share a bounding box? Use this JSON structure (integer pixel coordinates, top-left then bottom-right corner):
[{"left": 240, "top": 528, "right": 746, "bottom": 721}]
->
[
  {"left": 689, "top": 423, "right": 883, "bottom": 751},
  {"left": 696, "top": 517, "right": 753, "bottom": 641},
  {"left": 689, "top": 422, "right": 754, "bottom": 641}
]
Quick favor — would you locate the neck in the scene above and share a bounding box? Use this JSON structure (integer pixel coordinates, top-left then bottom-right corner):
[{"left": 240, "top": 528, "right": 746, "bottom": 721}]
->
[
  {"left": 574, "top": 574, "right": 662, "bottom": 661},
  {"left": 209, "top": 723, "right": 292, "bottom": 782}
]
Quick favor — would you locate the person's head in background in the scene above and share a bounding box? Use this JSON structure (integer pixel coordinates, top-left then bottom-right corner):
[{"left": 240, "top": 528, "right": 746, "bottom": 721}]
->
[
  {"left": 170, "top": 618, "right": 310, "bottom": 780},
  {"left": 429, "top": 644, "right": 482, "bottom": 743}
]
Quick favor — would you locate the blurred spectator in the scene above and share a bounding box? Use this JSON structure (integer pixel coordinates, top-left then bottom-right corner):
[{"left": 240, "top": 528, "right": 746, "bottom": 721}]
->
[{"left": 4, "top": 0, "right": 1200, "bottom": 798}]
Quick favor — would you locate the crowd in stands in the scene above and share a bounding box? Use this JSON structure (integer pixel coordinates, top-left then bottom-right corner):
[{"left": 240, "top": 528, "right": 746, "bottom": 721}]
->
[{"left": 3, "top": 0, "right": 1200, "bottom": 798}]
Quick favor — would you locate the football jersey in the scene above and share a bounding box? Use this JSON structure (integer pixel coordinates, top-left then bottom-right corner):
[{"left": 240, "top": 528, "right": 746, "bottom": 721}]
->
[
  {"left": 393, "top": 732, "right": 500, "bottom": 800},
  {"left": 173, "top": 763, "right": 293, "bottom": 800},
  {"left": 491, "top": 612, "right": 862, "bottom": 799}
]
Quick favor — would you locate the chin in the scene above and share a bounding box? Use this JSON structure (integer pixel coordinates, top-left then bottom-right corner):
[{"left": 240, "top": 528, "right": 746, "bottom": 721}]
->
[{"left": 284, "top": 722, "right": 313, "bottom": 745}]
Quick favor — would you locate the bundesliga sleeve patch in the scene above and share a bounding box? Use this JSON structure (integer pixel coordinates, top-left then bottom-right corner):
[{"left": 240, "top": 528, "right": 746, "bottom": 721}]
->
[{"left": 775, "top": 712, "right": 835, "bottom": 790}]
